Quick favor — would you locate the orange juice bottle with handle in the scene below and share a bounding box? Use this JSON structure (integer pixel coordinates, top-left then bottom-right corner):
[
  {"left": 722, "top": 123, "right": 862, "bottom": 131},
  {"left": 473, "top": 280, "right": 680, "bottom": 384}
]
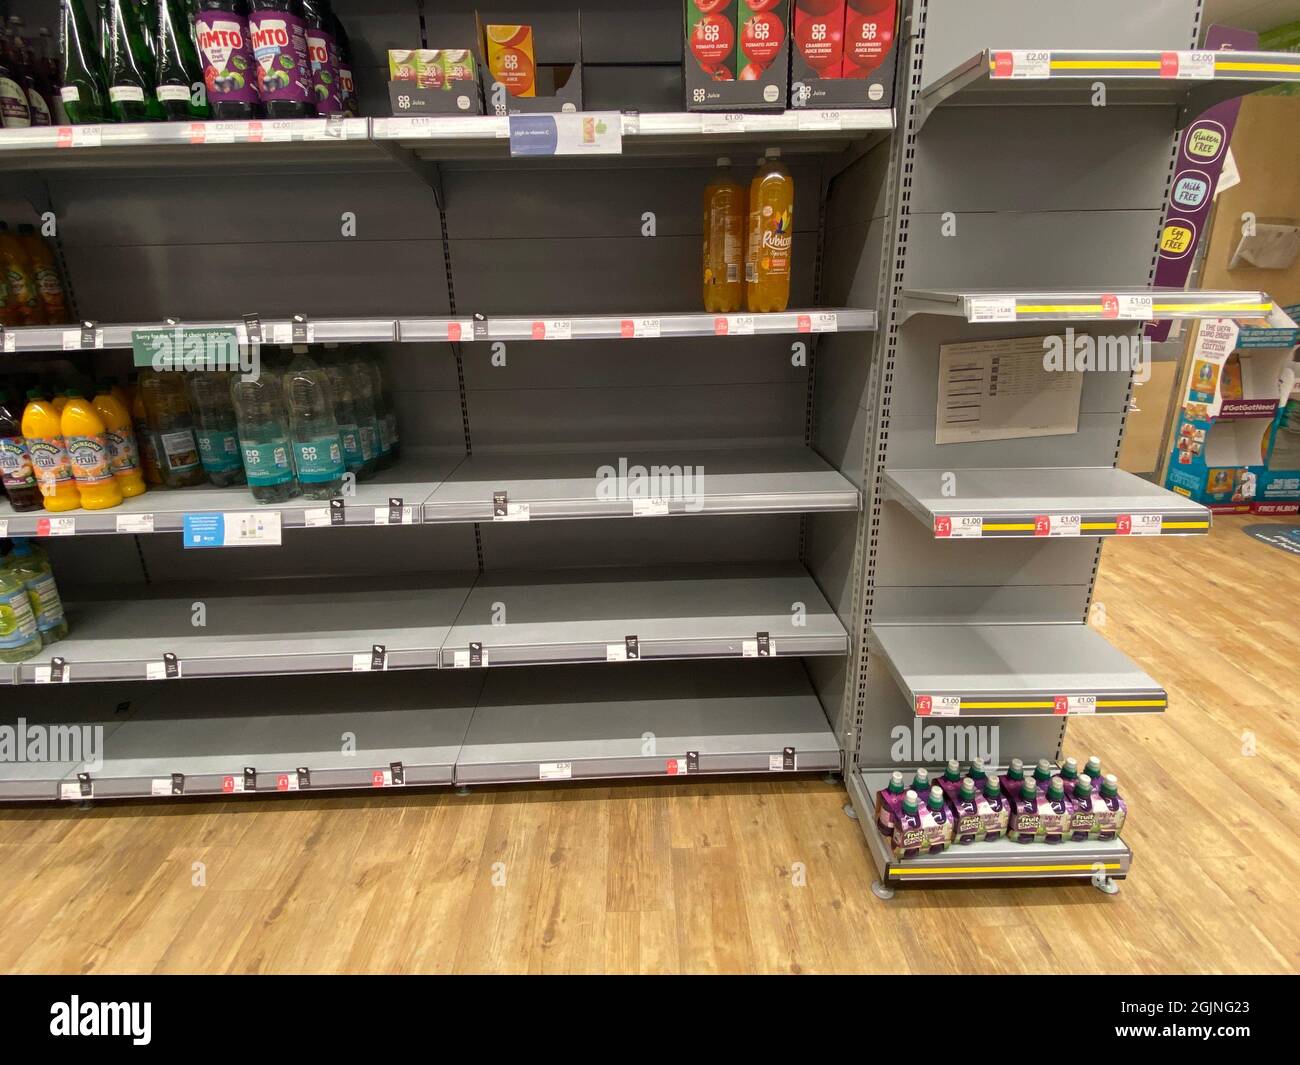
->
[
  {"left": 93, "top": 383, "right": 146, "bottom": 498},
  {"left": 21, "top": 390, "right": 79, "bottom": 512},
  {"left": 746, "top": 147, "right": 794, "bottom": 312},
  {"left": 61, "top": 389, "right": 123, "bottom": 510},
  {"left": 703, "top": 157, "right": 745, "bottom": 313}
]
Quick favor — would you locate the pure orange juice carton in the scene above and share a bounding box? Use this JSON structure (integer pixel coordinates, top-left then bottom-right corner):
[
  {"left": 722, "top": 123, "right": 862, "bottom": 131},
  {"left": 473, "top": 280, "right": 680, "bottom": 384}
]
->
[{"left": 485, "top": 24, "right": 536, "bottom": 97}]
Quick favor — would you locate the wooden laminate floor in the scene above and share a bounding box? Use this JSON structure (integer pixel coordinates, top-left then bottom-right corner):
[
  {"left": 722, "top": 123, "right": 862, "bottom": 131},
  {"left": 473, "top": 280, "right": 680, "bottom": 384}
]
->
[{"left": 2, "top": 514, "right": 1297, "bottom": 974}]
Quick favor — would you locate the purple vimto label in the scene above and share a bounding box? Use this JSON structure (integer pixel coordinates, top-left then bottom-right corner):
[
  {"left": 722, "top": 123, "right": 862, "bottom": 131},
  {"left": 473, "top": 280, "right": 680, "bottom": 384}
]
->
[
  {"left": 196, "top": 11, "right": 260, "bottom": 104},
  {"left": 248, "top": 9, "right": 313, "bottom": 104}
]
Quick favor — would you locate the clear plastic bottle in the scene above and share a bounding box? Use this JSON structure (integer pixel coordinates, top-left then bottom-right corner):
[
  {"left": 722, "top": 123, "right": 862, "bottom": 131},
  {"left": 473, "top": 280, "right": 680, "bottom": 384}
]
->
[
  {"left": 137, "top": 367, "right": 206, "bottom": 488},
  {"left": 0, "top": 389, "right": 43, "bottom": 512},
  {"left": 91, "top": 381, "right": 146, "bottom": 498},
  {"left": 21, "top": 388, "right": 79, "bottom": 512},
  {"left": 321, "top": 344, "right": 375, "bottom": 481},
  {"left": 231, "top": 362, "right": 299, "bottom": 504},
  {"left": 282, "top": 344, "right": 343, "bottom": 499},
  {"left": 745, "top": 147, "right": 794, "bottom": 313},
  {"left": 61, "top": 387, "right": 123, "bottom": 509},
  {"left": 4, "top": 537, "right": 68, "bottom": 645},
  {"left": 361, "top": 347, "right": 400, "bottom": 468},
  {"left": 702, "top": 156, "right": 744, "bottom": 313},
  {"left": 347, "top": 351, "right": 382, "bottom": 478},
  {"left": 187, "top": 370, "right": 246, "bottom": 488},
  {"left": 131, "top": 379, "right": 165, "bottom": 487},
  {"left": 0, "top": 565, "right": 42, "bottom": 663}
]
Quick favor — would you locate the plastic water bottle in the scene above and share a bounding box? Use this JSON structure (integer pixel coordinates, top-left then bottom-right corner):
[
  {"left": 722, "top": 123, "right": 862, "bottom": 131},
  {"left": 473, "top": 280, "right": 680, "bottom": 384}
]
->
[
  {"left": 361, "top": 347, "right": 400, "bottom": 468},
  {"left": 321, "top": 344, "right": 375, "bottom": 481},
  {"left": 282, "top": 345, "right": 343, "bottom": 500},
  {"left": 231, "top": 356, "right": 299, "bottom": 504},
  {"left": 187, "top": 370, "right": 246, "bottom": 488},
  {"left": 348, "top": 351, "right": 382, "bottom": 478}
]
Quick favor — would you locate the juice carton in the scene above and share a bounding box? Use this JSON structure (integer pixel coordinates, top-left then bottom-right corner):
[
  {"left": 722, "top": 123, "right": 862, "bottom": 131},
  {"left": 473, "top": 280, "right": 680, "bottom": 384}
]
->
[
  {"left": 999, "top": 757, "right": 1026, "bottom": 802},
  {"left": 485, "top": 24, "right": 536, "bottom": 97},
  {"left": 875, "top": 769, "right": 906, "bottom": 837},
  {"left": 686, "top": 2, "right": 739, "bottom": 83},
  {"left": 737, "top": 1, "right": 789, "bottom": 82},
  {"left": 793, "top": 2, "right": 845, "bottom": 79},
  {"left": 1096, "top": 775, "right": 1128, "bottom": 842},
  {"left": 948, "top": 777, "right": 982, "bottom": 845},
  {"left": 441, "top": 50, "right": 477, "bottom": 87},
  {"left": 936, "top": 759, "right": 964, "bottom": 804},
  {"left": 841, "top": 1, "right": 896, "bottom": 80},
  {"left": 1068, "top": 775, "right": 1099, "bottom": 842},
  {"left": 977, "top": 776, "right": 1009, "bottom": 841},
  {"left": 1040, "top": 777, "right": 1070, "bottom": 844},
  {"left": 1008, "top": 777, "right": 1043, "bottom": 844},
  {"left": 388, "top": 49, "right": 443, "bottom": 88}
]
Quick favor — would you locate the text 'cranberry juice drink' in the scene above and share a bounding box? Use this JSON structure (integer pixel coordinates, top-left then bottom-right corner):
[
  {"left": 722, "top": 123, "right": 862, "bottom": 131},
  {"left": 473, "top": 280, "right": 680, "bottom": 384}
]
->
[{"left": 196, "top": 1, "right": 260, "bottom": 117}]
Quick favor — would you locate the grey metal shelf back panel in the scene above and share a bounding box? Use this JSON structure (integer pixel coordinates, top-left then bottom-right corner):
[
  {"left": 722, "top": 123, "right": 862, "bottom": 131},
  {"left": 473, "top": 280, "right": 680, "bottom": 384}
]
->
[
  {"left": 457, "top": 659, "right": 840, "bottom": 784},
  {"left": 884, "top": 467, "right": 1211, "bottom": 537},
  {"left": 440, "top": 563, "right": 848, "bottom": 667},
  {"left": 869, "top": 622, "right": 1168, "bottom": 717}
]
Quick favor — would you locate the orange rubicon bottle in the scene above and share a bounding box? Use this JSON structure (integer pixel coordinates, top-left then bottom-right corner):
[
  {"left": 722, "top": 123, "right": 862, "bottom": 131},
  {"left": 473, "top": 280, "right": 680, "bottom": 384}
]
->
[
  {"left": 20, "top": 389, "right": 80, "bottom": 512},
  {"left": 702, "top": 157, "right": 745, "bottom": 313},
  {"left": 61, "top": 388, "right": 123, "bottom": 510},
  {"left": 745, "top": 147, "right": 794, "bottom": 313},
  {"left": 92, "top": 382, "right": 147, "bottom": 498}
]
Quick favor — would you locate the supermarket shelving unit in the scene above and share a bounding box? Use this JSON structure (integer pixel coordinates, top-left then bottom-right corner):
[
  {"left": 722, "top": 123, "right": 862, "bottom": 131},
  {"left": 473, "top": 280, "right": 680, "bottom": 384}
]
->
[
  {"left": 1, "top": 0, "right": 1296, "bottom": 898},
  {"left": 841, "top": 0, "right": 1299, "bottom": 895}
]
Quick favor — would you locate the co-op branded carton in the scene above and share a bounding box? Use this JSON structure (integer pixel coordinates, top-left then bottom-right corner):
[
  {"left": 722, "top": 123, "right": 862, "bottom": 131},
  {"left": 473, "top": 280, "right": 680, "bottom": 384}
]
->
[
  {"left": 685, "top": 2, "right": 791, "bottom": 110},
  {"left": 790, "top": 0, "right": 897, "bottom": 108}
]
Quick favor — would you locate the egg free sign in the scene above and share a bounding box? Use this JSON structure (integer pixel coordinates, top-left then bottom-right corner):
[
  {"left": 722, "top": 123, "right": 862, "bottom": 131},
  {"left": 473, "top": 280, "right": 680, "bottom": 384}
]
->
[{"left": 131, "top": 326, "right": 254, "bottom": 376}]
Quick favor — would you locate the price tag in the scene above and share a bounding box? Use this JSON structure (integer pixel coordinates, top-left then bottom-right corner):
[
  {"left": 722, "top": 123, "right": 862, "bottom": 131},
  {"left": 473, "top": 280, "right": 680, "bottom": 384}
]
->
[
  {"left": 60, "top": 781, "right": 85, "bottom": 800},
  {"left": 727, "top": 314, "right": 755, "bottom": 335},
  {"left": 606, "top": 643, "right": 628, "bottom": 662},
  {"left": 221, "top": 774, "right": 246, "bottom": 794},
  {"left": 372, "top": 762, "right": 406, "bottom": 787},
  {"left": 742, "top": 634, "right": 775, "bottom": 657},
  {"left": 0, "top": 520, "right": 6, "bottom": 537},
  {"left": 915, "top": 694, "right": 961, "bottom": 717},
  {"left": 796, "top": 110, "right": 843, "bottom": 130},
  {"left": 539, "top": 761, "right": 573, "bottom": 781},
  {"left": 1034, "top": 513, "right": 1082, "bottom": 537},
  {"left": 991, "top": 50, "right": 1051, "bottom": 79},
  {"left": 56, "top": 124, "right": 102, "bottom": 148},
  {"left": 531, "top": 319, "right": 572, "bottom": 340},
  {"left": 801, "top": 312, "right": 838, "bottom": 333},
  {"left": 242, "top": 314, "right": 263, "bottom": 343},
  {"left": 492, "top": 492, "right": 530, "bottom": 521},
  {"left": 1118, "top": 294, "right": 1154, "bottom": 320},
  {"left": 452, "top": 645, "right": 489, "bottom": 668},
  {"left": 35, "top": 659, "right": 70, "bottom": 684},
  {"left": 621, "top": 111, "right": 640, "bottom": 135},
  {"left": 303, "top": 507, "right": 332, "bottom": 528},
  {"left": 275, "top": 773, "right": 300, "bottom": 792},
  {"left": 769, "top": 748, "right": 798, "bottom": 771},
  {"left": 666, "top": 757, "right": 690, "bottom": 775},
  {"left": 447, "top": 319, "right": 473, "bottom": 342},
  {"left": 620, "top": 317, "right": 661, "bottom": 338},
  {"left": 115, "top": 514, "right": 154, "bottom": 533},
  {"left": 1116, "top": 513, "right": 1163, "bottom": 536},
  {"left": 1168, "top": 51, "right": 1215, "bottom": 79},
  {"left": 632, "top": 497, "right": 669, "bottom": 517},
  {"left": 36, "top": 516, "right": 76, "bottom": 537},
  {"left": 203, "top": 121, "right": 238, "bottom": 143},
  {"left": 352, "top": 645, "right": 388, "bottom": 671},
  {"left": 967, "top": 297, "right": 1017, "bottom": 323},
  {"left": 934, "top": 515, "right": 983, "bottom": 539},
  {"left": 372, "top": 502, "right": 416, "bottom": 525},
  {"left": 150, "top": 778, "right": 173, "bottom": 796},
  {"left": 62, "top": 329, "right": 82, "bottom": 350},
  {"left": 2, "top": 329, "right": 14, "bottom": 353},
  {"left": 702, "top": 113, "right": 745, "bottom": 134},
  {"left": 146, "top": 655, "right": 182, "bottom": 680},
  {"left": 253, "top": 120, "right": 294, "bottom": 143}
]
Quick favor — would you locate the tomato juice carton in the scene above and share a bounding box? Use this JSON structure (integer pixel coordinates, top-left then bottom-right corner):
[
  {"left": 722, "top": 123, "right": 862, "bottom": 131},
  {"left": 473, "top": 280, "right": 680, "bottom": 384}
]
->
[
  {"left": 790, "top": 0, "right": 896, "bottom": 109},
  {"left": 685, "top": 1, "right": 790, "bottom": 110}
]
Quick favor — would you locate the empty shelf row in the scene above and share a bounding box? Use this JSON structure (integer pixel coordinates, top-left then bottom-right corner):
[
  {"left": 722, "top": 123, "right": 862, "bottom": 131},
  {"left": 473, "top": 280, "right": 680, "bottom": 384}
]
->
[
  {"left": 0, "top": 660, "right": 841, "bottom": 801},
  {"left": 0, "top": 563, "right": 847, "bottom": 685}
]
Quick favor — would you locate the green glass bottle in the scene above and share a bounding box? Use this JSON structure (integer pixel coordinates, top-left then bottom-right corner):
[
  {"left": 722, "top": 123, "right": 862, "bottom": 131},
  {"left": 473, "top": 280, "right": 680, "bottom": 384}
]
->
[
  {"left": 59, "top": 0, "right": 111, "bottom": 124},
  {"left": 155, "top": 0, "right": 210, "bottom": 119},
  {"left": 104, "top": 0, "right": 164, "bottom": 121}
]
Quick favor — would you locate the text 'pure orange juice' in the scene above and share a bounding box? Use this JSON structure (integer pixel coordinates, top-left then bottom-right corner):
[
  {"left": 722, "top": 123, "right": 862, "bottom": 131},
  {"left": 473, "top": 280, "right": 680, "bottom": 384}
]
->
[
  {"left": 703, "top": 157, "right": 745, "bottom": 313},
  {"left": 20, "top": 390, "right": 79, "bottom": 512},
  {"left": 61, "top": 389, "right": 123, "bottom": 510},
  {"left": 485, "top": 24, "right": 536, "bottom": 97},
  {"left": 93, "top": 384, "right": 146, "bottom": 498},
  {"left": 746, "top": 147, "right": 794, "bottom": 312}
]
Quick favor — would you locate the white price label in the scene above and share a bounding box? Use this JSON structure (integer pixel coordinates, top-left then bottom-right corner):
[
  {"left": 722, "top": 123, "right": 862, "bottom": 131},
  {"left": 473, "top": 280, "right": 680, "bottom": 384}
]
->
[
  {"left": 1173, "top": 51, "right": 1215, "bottom": 79},
  {"left": 935, "top": 515, "right": 983, "bottom": 539},
  {"left": 702, "top": 113, "right": 745, "bottom": 133},
  {"left": 768, "top": 754, "right": 787, "bottom": 771},
  {"left": 34, "top": 665, "right": 71, "bottom": 684},
  {"left": 809, "top": 312, "right": 838, "bottom": 333},
  {"left": 622, "top": 317, "right": 661, "bottom": 338},
  {"left": 202, "top": 121, "right": 238, "bottom": 144},
  {"left": 1123, "top": 513, "right": 1164, "bottom": 536},
  {"left": 256, "top": 120, "right": 295, "bottom": 143},
  {"left": 351, "top": 653, "right": 388, "bottom": 672},
  {"left": 727, "top": 315, "right": 756, "bottom": 335},
  {"left": 631, "top": 497, "right": 669, "bottom": 517},
  {"left": 539, "top": 761, "right": 573, "bottom": 780},
  {"left": 994, "top": 50, "right": 1051, "bottom": 79},
  {"left": 452, "top": 648, "right": 490, "bottom": 668},
  {"left": 967, "top": 297, "right": 1017, "bottom": 323},
  {"left": 0, "top": 520, "right": 6, "bottom": 537},
  {"left": 606, "top": 643, "right": 629, "bottom": 662},
  {"left": 1067, "top": 695, "right": 1097, "bottom": 715},
  {"left": 742, "top": 639, "right": 777, "bottom": 658},
  {"left": 492, "top": 503, "right": 530, "bottom": 522},
  {"left": 371, "top": 505, "right": 415, "bottom": 525},
  {"left": 145, "top": 660, "right": 181, "bottom": 680},
  {"left": 919, "top": 695, "right": 962, "bottom": 718},
  {"left": 533, "top": 319, "right": 572, "bottom": 340},
  {"left": 62, "top": 329, "right": 101, "bottom": 350},
  {"left": 1118, "top": 294, "right": 1154, "bottom": 320},
  {"left": 796, "top": 110, "right": 843, "bottom": 130},
  {"left": 1038, "top": 513, "right": 1082, "bottom": 537},
  {"left": 115, "top": 514, "right": 155, "bottom": 534},
  {"left": 2, "top": 331, "right": 14, "bottom": 352},
  {"left": 303, "top": 508, "right": 332, "bottom": 528},
  {"left": 60, "top": 782, "right": 84, "bottom": 800},
  {"left": 151, "top": 778, "right": 174, "bottom": 796},
  {"left": 40, "top": 517, "right": 76, "bottom": 536},
  {"left": 270, "top": 323, "right": 293, "bottom": 345}
]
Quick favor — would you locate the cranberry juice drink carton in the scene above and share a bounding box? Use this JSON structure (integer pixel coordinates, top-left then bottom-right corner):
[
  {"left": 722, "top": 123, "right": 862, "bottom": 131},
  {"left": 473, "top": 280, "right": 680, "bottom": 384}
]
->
[
  {"left": 793, "top": 1, "right": 845, "bottom": 80},
  {"left": 841, "top": 1, "right": 896, "bottom": 84}
]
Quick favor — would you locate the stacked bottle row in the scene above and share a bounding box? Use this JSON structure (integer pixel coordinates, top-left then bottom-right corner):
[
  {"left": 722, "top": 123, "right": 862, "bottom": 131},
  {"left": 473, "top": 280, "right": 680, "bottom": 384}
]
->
[
  {"left": 0, "top": 222, "right": 72, "bottom": 327},
  {"left": 0, "top": 15, "right": 62, "bottom": 126},
  {"left": 0, "top": 345, "right": 402, "bottom": 514},
  {"left": 875, "top": 756, "right": 1129, "bottom": 860},
  {"left": 702, "top": 149, "right": 795, "bottom": 314},
  {"left": 0, "top": 538, "right": 69, "bottom": 664},
  {"left": 54, "top": 0, "right": 360, "bottom": 127}
]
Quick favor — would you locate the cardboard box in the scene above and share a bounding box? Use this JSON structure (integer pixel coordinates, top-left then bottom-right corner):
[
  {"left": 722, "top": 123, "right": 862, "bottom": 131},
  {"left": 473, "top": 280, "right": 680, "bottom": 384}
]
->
[
  {"left": 485, "top": 24, "right": 537, "bottom": 98},
  {"left": 684, "top": 1, "right": 790, "bottom": 111},
  {"left": 791, "top": 0, "right": 897, "bottom": 109}
]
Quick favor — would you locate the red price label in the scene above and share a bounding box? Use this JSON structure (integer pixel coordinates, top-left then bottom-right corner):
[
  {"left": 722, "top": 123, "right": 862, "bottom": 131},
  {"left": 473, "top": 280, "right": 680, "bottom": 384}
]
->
[
  {"left": 1101, "top": 293, "right": 1119, "bottom": 319},
  {"left": 1033, "top": 515, "right": 1051, "bottom": 536},
  {"left": 188, "top": 123, "right": 205, "bottom": 145},
  {"left": 797, "top": 314, "right": 812, "bottom": 332},
  {"left": 934, "top": 516, "right": 952, "bottom": 537},
  {"left": 916, "top": 695, "right": 932, "bottom": 716},
  {"left": 620, "top": 320, "right": 635, "bottom": 338},
  {"left": 992, "top": 51, "right": 1014, "bottom": 78},
  {"left": 1053, "top": 695, "right": 1069, "bottom": 715},
  {"left": 371, "top": 770, "right": 386, "bottom": 787},
  {"left": 1160, "top": 52, "right": 1180, "bottom": 78},
  {"left": 1115, "top": 514, "right": 1132, "bottom": 535},
  {"left": 222, "top": 776, "right": 236, "bottom": 793},
  {"left": 276, "top": 774, "right": 290, "bottom": 791},
  {"left": 714, "top": 317, "right": 728, "bottom": 335},
  {"left": 448, "top": 322, "right": 462, "bottom": 342},
  {"left": 531, "top": 321, "right": 546, "bottom": 339}
]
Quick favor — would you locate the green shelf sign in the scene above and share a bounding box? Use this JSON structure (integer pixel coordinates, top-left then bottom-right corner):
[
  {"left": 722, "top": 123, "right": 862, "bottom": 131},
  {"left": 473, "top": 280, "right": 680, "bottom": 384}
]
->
[{"left": 131, "top": 326, "right": 247, "bottom": 372}]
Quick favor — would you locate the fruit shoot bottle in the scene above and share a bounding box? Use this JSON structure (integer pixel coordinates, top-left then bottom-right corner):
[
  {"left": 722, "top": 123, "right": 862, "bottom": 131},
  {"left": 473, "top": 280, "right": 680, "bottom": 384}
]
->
[
  {"left": 979, "top": 775, "right": 1008, "bottom": 841},
  {"left": 908, "top": 767, "right": 929, "bottom": 797},
  {"left": 969, "top": 757, "right": 987, "bottom": 785},
  {"left": 187, "top": 370, "right": 246, "bottom": 487},
  {"left": 1059, "top": 756, "right": 1079, "bottom": 786},
  {"left": 0, "top": 566, "right": 42, "bottom": 663},
  {"left": 92, "top": 382, "right": 145, "bottom": 497},
  {"left": 195, "top": 1, "right": 261, "bottom": 118},
  {"left": 21, "top": 389, "right": 78, "bottom": 511},
  {"left": 0, "top": 391, "right": 42, "bottom": 511},
  {"left": 892, "top": 789, "right": 924, "bottom": 860},
  {"left": 703, "top": 157, "right": 744, "bottom": 313},
  {"left": 231, "top": 365, "right": 299, "bottom": 503},
  {"left": 1041, "top": 777, "right": 1069, "bottom": 844},
  {"left": 248, "top": 1, "right": 313, "bottom": 117},
  {"left": 283, "top": 345, "right": 343, "bottom": 499},
  {"left": 875, "top": 769, "right": 905, "bottom": 837},
  {"left": 1096, "top": 775, "right": 1127, "bottom": 841},
  {"left": 61, "top": 388, "right": 123, "bottom": 509},
  {"left": 950, "top": 777, "right": 981, "bottom": 845},
  {"left": 1033, "top": 757, "right": 1054, "bottom": 793},
  {"left": 923, "top": 786, "right": 952, "bottom": 853},
  {"left": 5, "top": 538, "right": 68, "bottom": 645},
  {"left": 745, "top": 147, "right": 793, "bottom": 313},
  {"left": 1085, "top": 755, "right": 1103, "bottom": 782},
  {"left": 1000, "top": 757, "right": 1025, "bottom": 801},
  {"left": 1009, "top": 773, "right": 1042, "bottom": 844},
  {"left": 1069, "top": 774, "right": 1097, "bottom": 842}
]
